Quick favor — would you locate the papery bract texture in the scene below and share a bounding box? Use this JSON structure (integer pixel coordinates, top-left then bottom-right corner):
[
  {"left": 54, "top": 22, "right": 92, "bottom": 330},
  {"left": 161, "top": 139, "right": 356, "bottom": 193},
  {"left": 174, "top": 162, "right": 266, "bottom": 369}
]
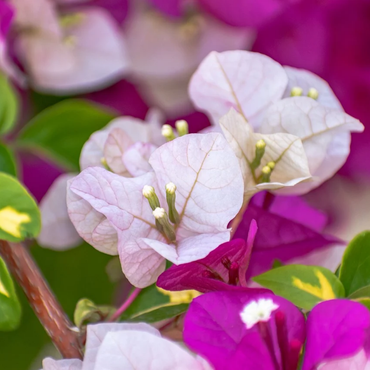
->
[
  {"left": 43, "top": 322, "right": 211, "bottom": 370},
  {"left": 302, "top": 300, "right": 370, "bottom": 370},
  {"left": 283, "top": 66, "right": 343, "bottom": 110},
  {"left": 184, "top": 291, "right": 305, "bottom": 370},
  {"left": 93, "top": 330, "right": 210, "bottom": 370},
  {"left": 68, "top": 170, "right": 164, "bottom": 287},
  {"left": 68, "top": 133, "right": 243, "bottom": 287},
  {"left": 82, "top": 322, "right": 160, "bottom": 369},
  {"left": 38, "top": 173, "right": 81, "bottom": 250},
  {"left": 260, "top": 96, "right": 364, "bottom": 193},
  {"left": 220, "top": 109, "right": 311, "bottom": 195},
  {"left": 189, "top": 50, "right": 287, "bottom": 128},
  {"left": 80, "top": 112, "right": 163, "bottom": 171}
]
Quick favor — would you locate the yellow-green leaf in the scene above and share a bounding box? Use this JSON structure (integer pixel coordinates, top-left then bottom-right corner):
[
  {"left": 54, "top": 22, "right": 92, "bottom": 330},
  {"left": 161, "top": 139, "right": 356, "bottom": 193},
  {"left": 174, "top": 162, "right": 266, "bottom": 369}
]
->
[
  {"left": 0, "top": 142, "right": 17, "bottom": 176},
  {"left": 0, "top": 75, "right": 18, "bottom": 135},
  {"left": 0, "top": 257, "right": 21, "bottom": 330},
  {"left": 339, "top": 231, "right": 370, "bottom": 296},
  {"left": 253, "top": 264, "right": 345, "bottom": 310},
  {"left": 0, "top": 173, "right": 40, "bottom": 242}
]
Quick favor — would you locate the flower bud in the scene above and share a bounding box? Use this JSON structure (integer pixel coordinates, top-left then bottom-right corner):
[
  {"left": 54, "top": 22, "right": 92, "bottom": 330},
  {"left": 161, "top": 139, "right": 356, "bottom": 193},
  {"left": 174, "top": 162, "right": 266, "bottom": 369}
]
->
[
  {"left": 267, "top": 161, "right": 275, "bottom": 170},
  {"left": 162, "top": 124, "right": 176, "bottom": 141},
  {"left": 307, "top": 87, "right": 319, "bottom": 100},
  {"left": 290, "top": 86, "right": 303, "bottom": 97},
  {"left": 153, "top": 207, "right": 176, "bottom": 242},
  {"left": 165, "top": 182, "right": 180, "bottom": 224},
  {"left": 251, "top": 140, "right": 266, "bottom": 170},
  {"left": 143, "top": 185, "right": 161, "bottom": 211},
  {"left": 260, "top": 165, "right": 272, "bottom": 183},
  {"left": 175, "top": 120, "right": 189, "bottom": 136}
]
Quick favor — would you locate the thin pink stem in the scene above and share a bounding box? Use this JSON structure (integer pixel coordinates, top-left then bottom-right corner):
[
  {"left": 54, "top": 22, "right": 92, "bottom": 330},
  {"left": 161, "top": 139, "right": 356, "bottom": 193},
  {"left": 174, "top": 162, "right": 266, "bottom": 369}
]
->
[{"left": 110, "top": 287, "right": 141, "bottom": 321}]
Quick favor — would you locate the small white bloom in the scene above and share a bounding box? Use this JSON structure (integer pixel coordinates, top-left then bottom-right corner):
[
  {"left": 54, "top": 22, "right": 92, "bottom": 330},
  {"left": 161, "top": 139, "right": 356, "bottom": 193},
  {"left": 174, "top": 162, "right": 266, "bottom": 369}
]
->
[
  {"left": 165, "top": 182, "right": 177, "bottom": 194},
  {"left": 153, "top": 207, "right": 166, "bottom": 219},
  {"left": 143, "top": 185, "right": 155, "bottom": 198},
  {"left": 240, "top": 298, "right": 279, "bottom": 329}
]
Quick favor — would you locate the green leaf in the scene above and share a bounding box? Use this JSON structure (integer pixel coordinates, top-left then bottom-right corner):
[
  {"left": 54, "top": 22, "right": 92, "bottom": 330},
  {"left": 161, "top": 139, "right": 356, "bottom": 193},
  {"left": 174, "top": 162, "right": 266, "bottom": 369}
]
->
[
  {"left": 353, "top": 298, "right": 370, "bottom": 311},
  {"left": 339, "top": 231, "right": 370, "bottom": 296},
  {"left": 121, "top": 284, "right": 170, "bottom": 320},
  {"left": 0, "top": 257, "right": 21, "bottom": 331},
  {"left": 17, "top": 99, "right": 116, "bottom": 171},
  {"left": 272, "top": 259, "right": 283, "bottom": 269},
  {"left": 348, "top": 285, "right": 370, "bottom": 299},
  {"left": 0, "top": 173, "right": 41, "bottom": 242},
  {"left": 128, "top": 304, "right": 189, "bottom": 323},
  {"left": 0, "top": 75, "right": 18, "bottom": 135},
  {"left": 253, "top": 264, "right": 345, "bottom": 310},
  {"left": 0, "top": 143, "right": 17, "bottom": 176},
  {"left": 74, "top": 298, "right": 114, "bottom": 328}
]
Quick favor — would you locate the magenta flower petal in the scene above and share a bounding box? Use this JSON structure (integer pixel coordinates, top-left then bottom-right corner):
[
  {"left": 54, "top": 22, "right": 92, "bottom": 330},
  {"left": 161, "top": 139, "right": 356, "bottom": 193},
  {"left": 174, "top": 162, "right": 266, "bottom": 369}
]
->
[
  {"left": 157, "top": 221, "right": 261, "bottom": 292},
  {"left": 184, "top": 291, "right": 305, "bottom": 370},
  {"left": 302, "top": 299, "right": 370, "bottom": 370}
]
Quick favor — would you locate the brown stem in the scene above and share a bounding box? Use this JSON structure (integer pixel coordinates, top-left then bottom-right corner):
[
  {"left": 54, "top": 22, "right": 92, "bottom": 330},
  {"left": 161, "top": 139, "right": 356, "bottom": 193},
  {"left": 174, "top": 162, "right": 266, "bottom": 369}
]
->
[{"left": 0, "top": 240, "right": 83, "bottom": 359}]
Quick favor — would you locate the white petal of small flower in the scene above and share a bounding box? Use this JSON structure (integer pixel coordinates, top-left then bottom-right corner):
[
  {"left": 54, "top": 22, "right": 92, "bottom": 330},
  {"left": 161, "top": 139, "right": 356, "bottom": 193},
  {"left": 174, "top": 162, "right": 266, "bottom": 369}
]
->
[{"left": 240, "top": 298, "right": 279, "bottom": 329}]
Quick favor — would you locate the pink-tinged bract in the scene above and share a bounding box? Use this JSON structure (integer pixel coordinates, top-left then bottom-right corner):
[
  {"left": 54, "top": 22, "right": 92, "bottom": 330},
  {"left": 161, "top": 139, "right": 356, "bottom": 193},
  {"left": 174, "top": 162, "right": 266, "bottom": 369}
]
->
[
  {"left": 43, "top": 322, "right": 211, "bottom": 369},
  {"left": 189, "top": 50, "right": 288, "bottom": 128},
  {"left": 68, "top": 133, "right": 243, "bottom": 287},
  {"left": 38, "top": 173, "right": 82, "bottom": 250},
  {"left": 260, "top": 96, "right": 364, "bottom": 194}
]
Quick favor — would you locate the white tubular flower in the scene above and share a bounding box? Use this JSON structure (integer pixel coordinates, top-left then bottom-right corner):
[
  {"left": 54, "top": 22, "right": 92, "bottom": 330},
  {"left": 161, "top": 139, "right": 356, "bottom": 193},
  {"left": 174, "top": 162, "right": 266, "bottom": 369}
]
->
[
  {"left": 165, "top": 182, "right": 177, "bottom": 194},
  {"left": 240, "top": 298, "right": 279, "bottom": 329},
  {"left": 153, "top": 207, "right": 166, "bottom": 219}
]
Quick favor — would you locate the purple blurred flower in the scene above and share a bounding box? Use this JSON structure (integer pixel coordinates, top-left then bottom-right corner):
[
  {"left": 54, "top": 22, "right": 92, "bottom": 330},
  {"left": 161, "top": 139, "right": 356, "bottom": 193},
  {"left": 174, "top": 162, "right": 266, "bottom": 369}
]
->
[
  {"left": 253, "top": 0, "right": 370, "bottom": 179},
  {"left": 235, "top": 199, "right": 344, "bottom": 279},
  {"left": 158, "top": 197, "right": 342, "bottom": 292}
]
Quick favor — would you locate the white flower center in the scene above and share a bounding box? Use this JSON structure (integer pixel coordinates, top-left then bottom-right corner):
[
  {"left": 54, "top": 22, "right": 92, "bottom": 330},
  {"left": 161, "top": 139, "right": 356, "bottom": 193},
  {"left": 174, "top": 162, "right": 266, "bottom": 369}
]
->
[{"left": 240, "top": 298, "right": 279, "bottom": 329}]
